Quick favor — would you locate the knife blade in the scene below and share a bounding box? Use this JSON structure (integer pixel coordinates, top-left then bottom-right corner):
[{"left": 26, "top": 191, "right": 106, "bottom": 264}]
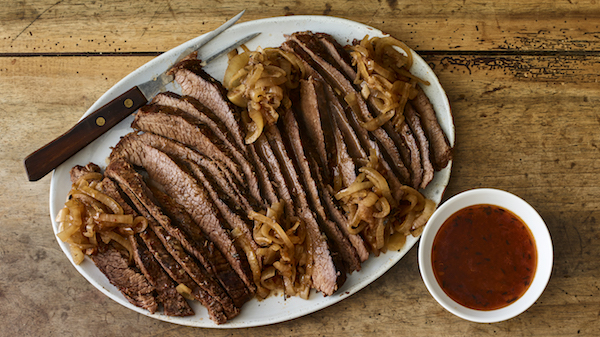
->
[{"left": 24, "top": 11, "right": 257, "bottom": 182}]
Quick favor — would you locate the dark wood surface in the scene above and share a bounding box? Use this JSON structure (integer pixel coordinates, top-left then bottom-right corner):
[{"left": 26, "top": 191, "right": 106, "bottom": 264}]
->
[{"left": 2, "top": 1, "right": 599, "bottom": 335}]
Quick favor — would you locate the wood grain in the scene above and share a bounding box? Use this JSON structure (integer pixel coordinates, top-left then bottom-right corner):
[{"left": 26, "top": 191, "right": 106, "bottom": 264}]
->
[
  {"left": 1, "top": 0, "right": 599, "bottom": 54},
  {"left": 2, "top": 0, "right": 600, "bottom": 335}
]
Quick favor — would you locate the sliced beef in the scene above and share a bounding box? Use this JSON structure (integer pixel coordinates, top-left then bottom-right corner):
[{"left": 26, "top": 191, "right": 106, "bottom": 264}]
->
[
  {"left": 139, "top": 225, "right": 228, "bottom": 323},
  {"left": 69, "top": 162, "right": 101, "bottom": 183},
  {"left": 132, "top": 104, "right": 249, "bottom": 194},
  {"left": 151, "top": 92, "right": 225, "bottom": 142},
  {"left": 298, "top": 77, "right": 336, "bottom": 185},
  {"left": 331, "top": 115, "right": 359, "bottom": 189},
  {"left": 297, "top": 76, "right": 358, "bottom": 189},
  {"left": 297, "top": 31, "right": 423, "bottom": 188},
  {"left": 169, "top": 55, "right": 243, "bottom": 146},
  {"left": 404, "top": 103, "right": 435, "bottom": 189},
  {"left": 178, "top": 158, "right": 260, "bottom": 275},
  {"left": 310, "top": 118, "right": 370, "bottom": 262},
  {"left": 129, "top": 234, "right": 194, "bottom": 316},
  {"left": 314, "top": 33, "right": 356, "bottom": 81},
  {"left": 323, "top": 77, "right": 406, "bottom": 202},
  {"left": 284, "top": 40, "right": 404, "bottom": 195},
  {"left": 100, "top": 177, "right": 137, "bottom": 215},
  {"left": 137, "top": 132, "right": 254, "bottom": 214},
  {"left": 109, "top": 135, "right": 255, "bottom": 292},
  {"left": 411, "top": 87, "right": 453, "bottom": 170},
  {"left": 149, "top": 186, "right": 249, "bottom": 314},
  {"left": 283, "top": 37, "right": 410, "bottom": 186},
  {"left": 105, "top": 158, "right": 247, "bottom": 314},
  {"left": 105, "top": 158, "right": 171, "bottom": 231},
  {"left": 264, "top": 123, "right": 346, "bottom": 295},
  {"left": 246, "top": 143, "right": 280, "bottom": 207},
  {"left": 168, "top": 58, "right": 278, "bottom": 207},
  {"left": 291, "top": 77, "right": 369, "bottom": 262},
  {"left": 280, "top": 107, "right": 362, "bottom": 272},
  {"left": 91, "top": 242, "right": 158, "bottom": 314},
  {"left": 396, "top": 121, "right": 423, "bottom": 189},
  {"left": 318, "top": 33, "right": 449, "bottom": 178},
  {"left": 254, "top": 134, "right": 295, "bottom": 218},
  {"left": 151, "top": 92, "right": 263, "bottom": 206},
  {"left": 138, "top": 136, "right": 261, "bottom": 268},
  {"left": 325, "top": 86, "right": 368, "bottom": 162},
  {"left": 317, "top": 177, "right": 370, "bottom": 262}
]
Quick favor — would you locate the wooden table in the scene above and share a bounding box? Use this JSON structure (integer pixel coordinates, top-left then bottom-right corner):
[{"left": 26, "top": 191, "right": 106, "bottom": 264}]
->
[{"left": 2, "top": 1, "right": 599, "bottom": 335}]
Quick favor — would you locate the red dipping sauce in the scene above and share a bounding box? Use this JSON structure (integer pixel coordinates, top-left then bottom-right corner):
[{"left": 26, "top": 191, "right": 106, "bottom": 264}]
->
[{"left": 431, "top": 204, "right": 537, "bottom": 310}]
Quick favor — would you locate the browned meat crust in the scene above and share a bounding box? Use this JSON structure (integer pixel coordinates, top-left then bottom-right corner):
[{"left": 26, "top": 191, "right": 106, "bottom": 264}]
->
[{"left": 411, "top": 88, "right": 453, "bottom": 170}]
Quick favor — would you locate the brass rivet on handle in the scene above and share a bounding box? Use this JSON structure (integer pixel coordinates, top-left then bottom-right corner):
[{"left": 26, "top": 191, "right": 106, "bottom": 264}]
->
[
  {"left": 96, "top": 116, "right": 106, "bottom": 126},
  {"left": 124, "top": 98, "right": 134, "bottom": 108}
]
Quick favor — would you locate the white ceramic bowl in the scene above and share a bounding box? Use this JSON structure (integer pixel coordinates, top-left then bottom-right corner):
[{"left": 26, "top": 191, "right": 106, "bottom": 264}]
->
[{"left": 418, "top": 188, "right": 553, "bottom": 323}]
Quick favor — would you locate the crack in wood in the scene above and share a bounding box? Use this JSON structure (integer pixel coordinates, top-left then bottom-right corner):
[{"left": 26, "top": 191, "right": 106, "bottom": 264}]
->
[{"left": 11, "top": 0, "right": 64, "bottom": 44}]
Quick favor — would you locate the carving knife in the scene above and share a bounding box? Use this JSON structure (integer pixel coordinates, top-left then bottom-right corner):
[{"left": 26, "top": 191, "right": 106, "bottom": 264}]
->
[{"left": 24, "top": 10, "right": 259, "bottom": 181}]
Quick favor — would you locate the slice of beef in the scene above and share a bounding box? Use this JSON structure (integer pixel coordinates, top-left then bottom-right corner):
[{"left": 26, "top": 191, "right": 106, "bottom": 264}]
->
[
  {"left": 254, "top": 134, "right": 295, "bottom": 218},
  {"left": 411, "top": 87, "right": 453, "bottom": 170},
  {"left": 325, "top": 86, "right": 368, "bottom": 162},
  {"left": 91, "top": 241, "right": 158, "bottom": 314},
  {"left": 404, "top": 103, "right": 435, "bottom": 189},
  {"left": 129, "top": 234, "right": 194, "bottom": 316},
  {"left": 150, "top": 93, "right": 263, "bottom": 206},
  {"left": 283, "top": 38, "right": 410, "bottom": 186},
  {"left": 264, "top": 123, "right": 346, "bottom": 295},
  {"left": 168, "top": 54, "right": 243, "bottom": 147},
  {"left": 331, "top": 114, "right": 359, "bottom": 188},
  {"left": 132, "top": 104, "right": 249, "bottom": 194},
  {"left": 69, "top": 162, "right": 101, "bottom": 183},
  {"left": 280, "top": 107, "right": 362, "bottom": 272},
  {"left": 148, "top": 185, "right": 249, "bottom": 314},
  {"left": 145, "top": 222, "right": 241, "bottom": 314},
  {"left": 100, "top": 177, "right": 138, "bottom": 215},
  {"left": 314, "top": 33, "right": 356, "bottom": 82},
  {"left": 139, "top": 224, "right": 228, "bottom": 323},
  {"left": 96, "top": 176, "right": 163, "bottom": 313},
  {"left": 396, "top": 120, "right": 423, "bottom": 189},
  {"left": 168, "top": 59, "right": 279, "bottom": 207},
  {"left": 298, "top": 77, "right": 336, "bottom": 185},
  {"left": 105, "top": 158, "right": 246, "bottom": 314},
  {"left": 246, "top": 142, "right": 280, "bottom": 207},
  {"left": 137, "top": 132, "right": 254, "bottom": 214},
  {"left": 153, "top": 93, "right": 241, "bottom": 161},
  {"left": 109, "top": 135, "right": 255, "bottom": 292}
]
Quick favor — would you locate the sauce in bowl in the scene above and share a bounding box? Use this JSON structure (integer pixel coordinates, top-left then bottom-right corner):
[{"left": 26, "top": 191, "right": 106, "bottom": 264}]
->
[{"left": 431, "top": 204, "right": 537, "bottom": 310}]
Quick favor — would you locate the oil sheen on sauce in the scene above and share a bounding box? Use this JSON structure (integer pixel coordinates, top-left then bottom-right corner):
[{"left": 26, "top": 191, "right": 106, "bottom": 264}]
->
[{"left": 431, "top": 204, "right": 537, "bottom": 310}]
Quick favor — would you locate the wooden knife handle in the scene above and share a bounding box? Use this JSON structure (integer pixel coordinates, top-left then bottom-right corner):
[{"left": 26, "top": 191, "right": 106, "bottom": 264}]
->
[{"left": 24, "top": 87, "right": 147, "bottom": 181}]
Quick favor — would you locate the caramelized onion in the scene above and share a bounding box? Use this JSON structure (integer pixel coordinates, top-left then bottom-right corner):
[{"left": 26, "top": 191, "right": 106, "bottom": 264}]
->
[
  {"left": 349, "top": 35, "right": 429, "bottom": 131},
  {"left": 250, "top": 202, "right": 311, "bottom": 299},
  {"left": 225, "top": 47, "right": 304, "bottom": 143},
  {"left": 175, "top": 284, "right": 194, "bottom": 300},
  {"left": 56, "top": 170, "right": 146, "bottom": 265},
  {"left": 336, "top": 148, "right": 435, "bottom": 253}
]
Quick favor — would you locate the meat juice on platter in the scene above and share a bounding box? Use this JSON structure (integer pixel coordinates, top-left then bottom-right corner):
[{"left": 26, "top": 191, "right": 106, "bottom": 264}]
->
[{"left": 431, "top": 204, "right": 537, "bottom": 310}]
